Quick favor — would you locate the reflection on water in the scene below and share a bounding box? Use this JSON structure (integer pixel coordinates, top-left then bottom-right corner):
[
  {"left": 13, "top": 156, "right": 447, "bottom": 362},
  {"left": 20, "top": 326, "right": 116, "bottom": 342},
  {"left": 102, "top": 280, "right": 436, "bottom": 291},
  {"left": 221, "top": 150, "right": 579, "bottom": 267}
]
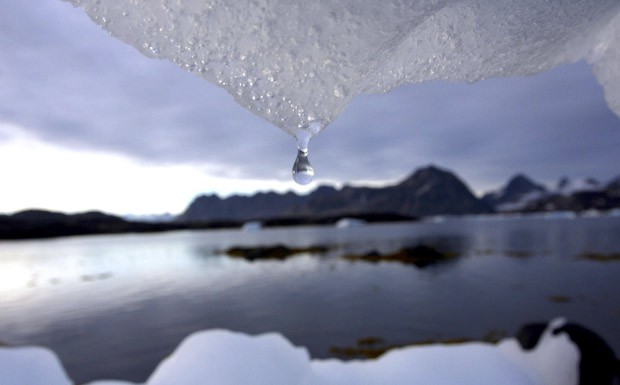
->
[{"left": 0, "top": 215, "right": 619, "bottom": 383}]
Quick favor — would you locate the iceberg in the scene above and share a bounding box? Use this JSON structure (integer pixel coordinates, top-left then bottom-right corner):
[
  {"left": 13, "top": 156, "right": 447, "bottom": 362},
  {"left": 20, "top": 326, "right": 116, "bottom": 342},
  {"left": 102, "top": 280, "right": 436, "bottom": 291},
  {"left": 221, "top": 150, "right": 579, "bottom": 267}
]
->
[
  {"left": 1, "top": 318, "right": 618, "bottom": 384},
  {"left": 64, "top": 0, "right": 620, "bottom": 145}
]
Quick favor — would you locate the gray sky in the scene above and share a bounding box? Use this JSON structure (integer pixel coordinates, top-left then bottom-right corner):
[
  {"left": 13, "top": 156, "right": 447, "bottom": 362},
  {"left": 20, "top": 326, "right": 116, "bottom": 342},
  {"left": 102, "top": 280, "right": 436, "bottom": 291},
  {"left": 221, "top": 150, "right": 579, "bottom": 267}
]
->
[{"left": 1, "top": 0, "right": 620, "bottom": 215}]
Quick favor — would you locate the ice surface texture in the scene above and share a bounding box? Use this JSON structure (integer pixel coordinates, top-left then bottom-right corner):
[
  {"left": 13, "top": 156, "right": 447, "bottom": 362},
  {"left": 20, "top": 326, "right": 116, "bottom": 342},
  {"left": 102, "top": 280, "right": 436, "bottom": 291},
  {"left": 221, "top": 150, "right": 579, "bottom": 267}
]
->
[
  {"left": 0, "top": 322, "right": 580, "bottom": 385},
  {"left": 64, "top": 0, "right": 620, "bottom": 140}
]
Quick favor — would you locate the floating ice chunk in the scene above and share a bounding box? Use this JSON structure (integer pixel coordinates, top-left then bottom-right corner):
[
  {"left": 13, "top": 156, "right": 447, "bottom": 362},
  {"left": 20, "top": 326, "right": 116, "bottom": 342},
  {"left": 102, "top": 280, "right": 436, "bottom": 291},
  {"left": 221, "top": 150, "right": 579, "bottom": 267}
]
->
[
  {"left": 63, "top": 0, "right": 620, "bottom": 142},
  {"left": 241, "top": 220, "right": 263, "bottom": 231},
  {"left": 335, "top": 217, "right": 366, "bottom": 228}
]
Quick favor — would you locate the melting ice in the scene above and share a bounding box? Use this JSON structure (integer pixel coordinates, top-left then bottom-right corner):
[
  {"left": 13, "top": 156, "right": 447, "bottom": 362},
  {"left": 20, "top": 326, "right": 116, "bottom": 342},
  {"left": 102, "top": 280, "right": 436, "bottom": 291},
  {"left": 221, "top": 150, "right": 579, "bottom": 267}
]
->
[
  {"left": 64, "top": 0, "right": 620, "bottom": 183},
  {"left": 0, "top": 319, "right": 590, "bottom": 385}
]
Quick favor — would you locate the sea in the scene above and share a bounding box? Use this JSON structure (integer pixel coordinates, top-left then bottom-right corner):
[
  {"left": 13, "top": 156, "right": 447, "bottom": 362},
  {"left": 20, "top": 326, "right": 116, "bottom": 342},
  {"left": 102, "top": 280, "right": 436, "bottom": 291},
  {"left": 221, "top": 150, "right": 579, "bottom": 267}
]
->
[{"left": 0, "top": 213, "right": 619, "bottom": 383}]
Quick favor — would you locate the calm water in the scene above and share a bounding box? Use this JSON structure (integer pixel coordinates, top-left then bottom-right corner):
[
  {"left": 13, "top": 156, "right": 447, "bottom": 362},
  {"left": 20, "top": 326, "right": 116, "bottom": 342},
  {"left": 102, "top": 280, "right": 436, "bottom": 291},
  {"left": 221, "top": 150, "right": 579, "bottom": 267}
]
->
[{"left": 1, "top": 215, "right": 619, "bottom": 383}]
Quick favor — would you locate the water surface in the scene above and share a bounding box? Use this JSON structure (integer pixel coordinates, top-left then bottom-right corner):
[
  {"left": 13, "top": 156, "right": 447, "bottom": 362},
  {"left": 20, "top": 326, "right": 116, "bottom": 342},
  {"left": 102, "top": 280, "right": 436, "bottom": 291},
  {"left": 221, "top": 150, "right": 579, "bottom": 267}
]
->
[{"left": 0, "top": 215, "right": 619, "bottom": 383}]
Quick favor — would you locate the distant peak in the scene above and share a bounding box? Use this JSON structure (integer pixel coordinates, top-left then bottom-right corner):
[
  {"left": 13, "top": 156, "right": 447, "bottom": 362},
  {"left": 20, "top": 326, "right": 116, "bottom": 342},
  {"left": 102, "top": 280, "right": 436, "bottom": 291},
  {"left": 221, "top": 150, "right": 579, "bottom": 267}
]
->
[
  {"left": 508, "top": 174, "right": 533, "bottom": 183},
  {"left": 419, "top": 164, "right": 444, "bottom": 173},
  {"left": 404, "top": 165, "right": 451, "bottom": 180},
  {"left": 505, "top": 174, "right": 547, "bottom": 192},
  {"left": 556, "top": 176, "right": 602, "bottom": 193},
  {"left": 481, "top": 173, "right": 547, "bottom": 210}
]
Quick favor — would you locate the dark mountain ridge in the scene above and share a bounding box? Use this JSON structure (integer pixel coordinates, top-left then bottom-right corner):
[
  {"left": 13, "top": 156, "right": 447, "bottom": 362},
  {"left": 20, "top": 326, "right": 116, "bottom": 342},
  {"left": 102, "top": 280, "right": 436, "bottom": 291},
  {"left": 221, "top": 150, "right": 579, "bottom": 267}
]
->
[
  {"left": 2, "top": 166, "right": 620, "bottom": 240},
  {"left": 179, "top": 165, "right": 492, "bottom": 223},
  {"left": 180, "top": 191, "right": 308, "bottom": 222},
  {"left": 180, "top": 167, "right": 620, "bottom": 223},
  {"left": 0, "top": 209, "right": 230, "bottom": 240}
]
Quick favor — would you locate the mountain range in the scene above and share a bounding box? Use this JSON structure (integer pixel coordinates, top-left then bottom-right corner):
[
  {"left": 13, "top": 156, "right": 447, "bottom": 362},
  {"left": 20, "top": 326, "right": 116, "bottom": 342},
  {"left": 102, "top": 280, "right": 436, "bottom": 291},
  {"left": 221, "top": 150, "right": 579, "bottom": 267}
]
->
[
  {"left": 2, "top": 165, "right": 619, "bottom": 240},
  {"left": 178, "top": 166, "right": 491, "bottom": 222},
  {"left": 482, "top": 173, "right": 620, "bottom": 213},
  {"left": 179, "top": 165, "right": 620, "bottom": 223}
]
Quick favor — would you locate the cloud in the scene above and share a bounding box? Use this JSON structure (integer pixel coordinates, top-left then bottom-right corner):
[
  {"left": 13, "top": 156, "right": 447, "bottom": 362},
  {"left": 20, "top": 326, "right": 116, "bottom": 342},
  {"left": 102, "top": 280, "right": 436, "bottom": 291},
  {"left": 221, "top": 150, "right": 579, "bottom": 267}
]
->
[
  {"left": 0, "top": 1, "right": 289, "bottom": 168},
  {"left": 314, "top": 62, "right": 620, "bottom": 191}
]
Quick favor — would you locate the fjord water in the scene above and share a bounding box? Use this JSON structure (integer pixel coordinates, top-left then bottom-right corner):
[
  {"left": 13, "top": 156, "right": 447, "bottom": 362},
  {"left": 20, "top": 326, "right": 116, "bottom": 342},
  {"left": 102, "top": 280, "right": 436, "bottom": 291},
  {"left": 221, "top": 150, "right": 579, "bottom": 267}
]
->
[{"left": 0, "top": 215, "right": 619, "bottom": 383}]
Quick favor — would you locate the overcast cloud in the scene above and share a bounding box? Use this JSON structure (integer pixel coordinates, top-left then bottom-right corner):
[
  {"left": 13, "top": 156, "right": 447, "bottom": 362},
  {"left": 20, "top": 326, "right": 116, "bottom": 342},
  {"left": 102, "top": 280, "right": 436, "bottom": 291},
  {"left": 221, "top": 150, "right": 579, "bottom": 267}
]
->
[{"left": 1, "top": 0, "right": 620, "bottom": 213}]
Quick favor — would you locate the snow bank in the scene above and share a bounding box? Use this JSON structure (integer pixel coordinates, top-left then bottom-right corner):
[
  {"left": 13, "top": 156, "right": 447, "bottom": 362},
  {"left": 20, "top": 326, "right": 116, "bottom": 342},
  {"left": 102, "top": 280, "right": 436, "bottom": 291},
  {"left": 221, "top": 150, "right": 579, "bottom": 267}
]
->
[
  {"left": 147, "top": 330, "right": 310, "bottom": 385},
  {"left": 64, "top": 0, "right": 620, "bottom": 141},
  {"left": 2, "top": 319, "right": 612, "bottom": 385},
  {"left": 0, "top": 346, "right": 72, "bottom": 385}
]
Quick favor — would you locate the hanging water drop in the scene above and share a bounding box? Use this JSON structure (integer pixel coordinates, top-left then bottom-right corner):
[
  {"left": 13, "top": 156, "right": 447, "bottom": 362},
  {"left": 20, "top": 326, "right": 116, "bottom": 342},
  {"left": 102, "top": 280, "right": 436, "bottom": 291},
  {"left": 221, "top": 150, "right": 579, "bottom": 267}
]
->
[
  {"left": 291, "top": 121, "right": 324, "bottom": 185},
  {"left": 292, "top": 148, "right": 314, "bottom": 185}
]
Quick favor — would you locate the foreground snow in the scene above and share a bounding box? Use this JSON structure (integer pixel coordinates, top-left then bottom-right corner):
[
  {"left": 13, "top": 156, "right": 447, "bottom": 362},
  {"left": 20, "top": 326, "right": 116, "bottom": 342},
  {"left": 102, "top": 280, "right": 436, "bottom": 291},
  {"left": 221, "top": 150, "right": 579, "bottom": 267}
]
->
[{"left": 1, "top": 318, "right": 606, "bottom": 385}]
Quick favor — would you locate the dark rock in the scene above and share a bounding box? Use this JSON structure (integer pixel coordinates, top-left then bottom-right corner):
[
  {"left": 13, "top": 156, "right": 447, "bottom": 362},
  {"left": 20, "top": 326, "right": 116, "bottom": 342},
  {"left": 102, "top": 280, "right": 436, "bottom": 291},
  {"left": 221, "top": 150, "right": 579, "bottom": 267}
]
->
[
  {"left": 578, "top": 253, "right": 620, "bottom": 262},
  {"left": 225, "top": 245, "right": 328, "bottom": 261},
  {"left": 330, "top": 336, "right": 393, "bottom": 359},
  {"left": 553, "top": 323, "right": 619, "bottom": 385},
  {"left": 516, "top": 320, "right": 619, "bottom": 385},
  {"left": 516, "top": 323, "right": 548, "bottom": 350},
  {"left": 344, "top": 244, "right": 457, "bottom": 268}
]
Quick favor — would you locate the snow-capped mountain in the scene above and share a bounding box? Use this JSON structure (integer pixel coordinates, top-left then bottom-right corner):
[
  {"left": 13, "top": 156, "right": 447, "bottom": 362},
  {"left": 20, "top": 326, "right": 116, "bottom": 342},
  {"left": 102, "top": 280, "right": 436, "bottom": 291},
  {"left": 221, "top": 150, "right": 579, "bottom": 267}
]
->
[
  {"left": 555, "top": 177, "right": 603, "bottom": 195},
  {"left": 483, "top": 174, "right": 620, "bottom": 213},
  {"left": 482, "top": 174, "right": 548, "bottom": 212}
]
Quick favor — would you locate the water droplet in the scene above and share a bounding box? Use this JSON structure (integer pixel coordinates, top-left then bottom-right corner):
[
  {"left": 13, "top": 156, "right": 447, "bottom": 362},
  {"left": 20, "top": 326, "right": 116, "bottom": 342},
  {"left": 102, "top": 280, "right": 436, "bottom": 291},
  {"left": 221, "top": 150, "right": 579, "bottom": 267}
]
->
[
  {"left": 296, "top": 130, "right": 311, "bottom": 152},
  {"left": 292, "top": 149, "right": 314, "bottom": 185}
]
